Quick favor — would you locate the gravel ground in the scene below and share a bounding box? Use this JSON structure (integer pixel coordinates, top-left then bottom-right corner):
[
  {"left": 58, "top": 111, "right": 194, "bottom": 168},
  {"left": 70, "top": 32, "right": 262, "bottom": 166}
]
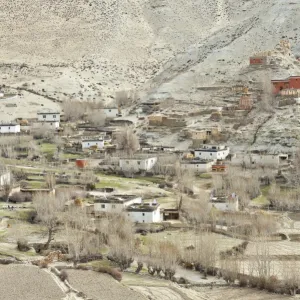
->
[
  {"left": 0, "top": 265, "right": 64, "bottom": 300},
  {"left": 67, "top": 270, "right": 146, "bottom": 300}
]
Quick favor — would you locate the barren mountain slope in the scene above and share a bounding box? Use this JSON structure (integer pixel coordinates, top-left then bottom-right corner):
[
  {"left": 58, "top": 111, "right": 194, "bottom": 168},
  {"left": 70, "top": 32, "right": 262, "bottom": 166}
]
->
[
  {"left": 145, "top": 0, "right": 300, "bottom": 98},
  {"left": 1, "top": 0, "right": 300, "bottom": 150},
  {"left": 1, "top": 0, "right": 298, "bottom": 97}
]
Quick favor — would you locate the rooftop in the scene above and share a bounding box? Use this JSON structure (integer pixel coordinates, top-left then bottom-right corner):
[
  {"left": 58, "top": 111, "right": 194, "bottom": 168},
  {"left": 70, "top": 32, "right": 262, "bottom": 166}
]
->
[
  {"left": 181, "top": 159, "right": 214, "bottom": 164},
  {"left": 95, "top": 195, "right": 140, "bottom": 204},
  {"left": 0, "top": 122, "right": 18, "bottom": 126},
  {"left": 126, "top": 202, "right": 160, "bottom": 212},
  {"left": 194, "top": 145, "right": 228, "bottom": 152},
  {"left": 120, "top": 155, "right": 157, "bottom": 160},
  {"left": 37, "top": 108, "right": 60, "bottom": 114}
]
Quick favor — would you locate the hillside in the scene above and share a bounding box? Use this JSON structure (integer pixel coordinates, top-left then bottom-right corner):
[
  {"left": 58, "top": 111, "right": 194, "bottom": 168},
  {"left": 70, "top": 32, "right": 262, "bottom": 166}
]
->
[{"left": 0, "top": 0, "right": 300, "bottom": 150}]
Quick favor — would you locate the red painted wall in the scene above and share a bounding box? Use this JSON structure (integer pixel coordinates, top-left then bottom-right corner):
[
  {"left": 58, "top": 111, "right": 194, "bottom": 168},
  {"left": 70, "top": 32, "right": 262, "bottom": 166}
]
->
[
  {"left": 289, "top": 77, "right": 300, "bottom": 89},
  {"left": 271, "top": 80, "right": 289, "bottom": 94},
  {"left": 250, "top": 57, "right": 264, "bottom": 65}
]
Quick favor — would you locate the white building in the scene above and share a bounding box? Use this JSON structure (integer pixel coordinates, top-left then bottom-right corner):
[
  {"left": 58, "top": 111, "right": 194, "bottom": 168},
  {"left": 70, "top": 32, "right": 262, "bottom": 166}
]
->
[
  {"left": 32, "top": 121, "right": 60, "bottom": 130},
  {"left": 0, "top": 123, "right": 20, "bottom": 134},
  {"left": 231, "top": 153, "right": 288, "bottom": 168},
  {"left": 103, "top": 107, "right": 120, "bottom": 119},
  {"left": 119, "top": 156, "right": 157, "bottom": 173},
  {"left": 126, "top": 202, "right": 161, "bottom": 223},
  {"left": 81, "top": 139, "right": 105, "bottom": 150},
  {"left": 37, "top": 109, "right": 60, "bottom": 122},
  {"left": 193, "top": 145, "right": 229, "bottom": 160},
  {"left": 94, "top": 195, "right": 142, "bottom": 213},
  {"left": 181, "top": 160, "right": 215, "bottom": 173},
  {"left": 209, "top": 194, "right": 239, "bottom": 212}
]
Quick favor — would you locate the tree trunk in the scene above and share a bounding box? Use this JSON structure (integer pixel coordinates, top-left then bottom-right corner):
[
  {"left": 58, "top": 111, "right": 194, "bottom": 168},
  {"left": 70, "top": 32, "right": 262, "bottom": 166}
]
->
[
  {"left": 135, "top": 261, "right": 143, "bottom": 274},
  {"left": 44, "top": 228, "right": 54, "bottom": 249}
]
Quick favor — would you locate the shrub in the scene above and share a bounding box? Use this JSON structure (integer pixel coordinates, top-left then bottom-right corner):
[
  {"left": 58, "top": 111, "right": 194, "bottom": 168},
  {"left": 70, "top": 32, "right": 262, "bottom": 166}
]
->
[
  {"left": 257, "top": 276, "right": 267, "bottom": 290},
  {"left": 265, "top": 275, "right": 279, "bottom": 292},
  {"left": 249, "top": 276, "right": 259, "bottom": 288},
  {"left": 9, "top": 192, "right": 32, "bottom": 203},
  {"left": 59, "top": 270, "right": 69, "bottom": 282},
  {"left": 17, "top": 238, "right": 30, "bottom": 252},
  {"left": 95, "top": 266, "right": 122, "bottom": 282},
  {"left": 238, "top": 275, "right": 248, "bottom": 287},
  {"left": 39, "top": 260, "right": 49, "bottom": 268}
]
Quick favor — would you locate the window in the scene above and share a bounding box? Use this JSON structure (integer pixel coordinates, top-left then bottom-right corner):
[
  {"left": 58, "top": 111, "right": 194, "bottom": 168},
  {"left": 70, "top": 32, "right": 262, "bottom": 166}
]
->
[
  {"left": 126, "top": 161, "right": 129, "bottom": 164},
  {"left": 142, "top": 213, "right": 145, "bottom": 216},
  {"left": 43, "top": 115, "right": 46, "bottom": 118},
  {"left": 137, "top": 161, "right": 140, "bottom": 165},
  {"left": 112, "top": 205, "right": 116, "bottom": 209},
  {"left": 8, "top": 127, "right": 10, "bottom": 129},
  {"left": 109, "top": 109, "right": 111, "bottom": 112},
  {"left": 210, "top": 153, "right": 212, "bottom": 156},
  {"left": 101, "top": 204, "right": 105, "bottom": 209},
  {"left": 143, "top": 220, "right": 145, "bottom": 223},
  {"left": 53, "top": 115, "right": 56, "bottom": 118}
]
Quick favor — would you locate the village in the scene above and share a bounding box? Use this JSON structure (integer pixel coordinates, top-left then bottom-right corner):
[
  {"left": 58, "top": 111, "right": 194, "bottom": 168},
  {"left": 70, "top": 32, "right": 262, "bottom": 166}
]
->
[{"left": 1, "top": 39, "right": 300, "bottom": 299}]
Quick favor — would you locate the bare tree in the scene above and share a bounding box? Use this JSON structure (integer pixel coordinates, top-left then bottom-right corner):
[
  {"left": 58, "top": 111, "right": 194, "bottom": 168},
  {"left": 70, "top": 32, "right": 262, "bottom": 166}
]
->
[
  {"left": 87, "top": 110, "right": 106, "bottom": 127},
  {"left": 45, "top": 172, "right": 56, "bottom": 190},
  {"left": 33, "top": 193, "right": 67, "bottom": 249},
  {"left": 32, "top": 126, "right": 55, "bottom": 140},
  {"left": 174, "top": 161, "right": 195, "bottom": 194},
  {"left": 2, "top": 173, "right": 13, "bottom": 203},
  {"left": 248, "top": 237, "right": 274, "bottom": 281},
  {"left": 62, "top": 100, "right": 86, "bottom": 121},
  {"left": 282, "top": 260, "right": 300, "bottom": 295},
  {"left": 97, "top": 213, "right": 136, "bottom": 270},
  {"left": 64, "top": 206, "right": 98, "bottom": 266},
  {"left": 146, "top": 239, "right": 180, "bottom": 279},
  {"left": 116, "top": 127, "right": 139, "bottom": 156},
  {"left": 78, "top": 171, "right": 97, "bottom": 190},
  {"left": 115, "top": 90, "right": 129, "bottom": 107}
]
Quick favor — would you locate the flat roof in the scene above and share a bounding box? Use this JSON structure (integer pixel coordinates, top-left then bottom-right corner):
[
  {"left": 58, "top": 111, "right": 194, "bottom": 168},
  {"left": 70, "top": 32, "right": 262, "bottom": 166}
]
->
[
  {"left": 120, "top": 156, "right": 157, "bottom": 160},
  {"left": 127, "top": 203, "right": 160, "bottom": 212},
  {"left": 0, "top": 123, "right": 18, "bottom": 126},
  {"left": 82, "top": 139, "right": 104, "bottom": 142},
  {"left": 95, "top": 195, "right": 140, "bottom": 204},
  {"left": 194, "top": 148, "right": 228, "bottom": 153},
  {"left": 37, "top": 109, "right": 60, "bottom": 114},
  {"left": 181, "top": 160, "right": 213, "bottom": 164}
]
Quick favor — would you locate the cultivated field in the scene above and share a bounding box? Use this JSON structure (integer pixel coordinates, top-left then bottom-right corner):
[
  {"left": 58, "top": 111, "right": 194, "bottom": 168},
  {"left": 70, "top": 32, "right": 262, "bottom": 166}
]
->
[
  {"left": 67, "top": 270, "right": 146, "bottom": 300},
  {"left": 0, "top": 265, "right": 64, "bottom": 300}
]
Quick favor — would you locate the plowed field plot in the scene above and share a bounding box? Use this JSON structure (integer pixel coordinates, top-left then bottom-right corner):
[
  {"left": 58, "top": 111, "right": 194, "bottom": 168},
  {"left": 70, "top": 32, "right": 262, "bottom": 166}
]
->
[
  {"left": 67, "top": 269, "right": 146, "bottom": 300},
  {"left": 0, "top": 265, "right": 64, "bottom": 300}
]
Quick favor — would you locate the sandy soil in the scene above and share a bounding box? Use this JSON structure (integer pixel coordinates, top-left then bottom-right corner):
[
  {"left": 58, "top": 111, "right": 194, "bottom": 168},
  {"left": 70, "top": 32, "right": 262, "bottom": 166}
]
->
[
  {"left": 67, "top": 269, "right": 147, "bottom": 300},
  {"left": 0, "top": 265, "right": 64, "bottom": 300},
  {"left": 193, "top": 286, "right": 293, "bottom": 300}
]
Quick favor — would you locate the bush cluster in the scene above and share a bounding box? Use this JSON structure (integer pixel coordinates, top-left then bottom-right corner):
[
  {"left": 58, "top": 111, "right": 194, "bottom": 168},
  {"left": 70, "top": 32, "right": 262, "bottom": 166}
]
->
[{"left": 94, "top": 266, "right": 122, "bottom": 282}]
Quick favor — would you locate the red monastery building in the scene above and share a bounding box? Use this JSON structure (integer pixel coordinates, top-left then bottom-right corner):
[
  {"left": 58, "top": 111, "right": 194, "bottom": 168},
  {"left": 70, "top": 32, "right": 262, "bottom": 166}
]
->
[{"left": 271, "top": 76, "right": 300, "bottom": 94}]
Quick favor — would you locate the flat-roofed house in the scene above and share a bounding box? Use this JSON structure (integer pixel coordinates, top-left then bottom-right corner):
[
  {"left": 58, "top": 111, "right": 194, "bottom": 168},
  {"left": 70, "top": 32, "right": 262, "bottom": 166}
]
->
[
  {"left": 94, "top": 195, "right": 142, "bottom": 213},
  {"left": 0, "top": 122, "right": 20, "bottom": 134},
  {"left": 119, "top": 156, "right": 157, "bottom": 173},
  {"left": 192, "top": 145, "right": 229, "bottom": 160},
  {"left": 126, "top": 201, "right": 161, "bottom": 223}
]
